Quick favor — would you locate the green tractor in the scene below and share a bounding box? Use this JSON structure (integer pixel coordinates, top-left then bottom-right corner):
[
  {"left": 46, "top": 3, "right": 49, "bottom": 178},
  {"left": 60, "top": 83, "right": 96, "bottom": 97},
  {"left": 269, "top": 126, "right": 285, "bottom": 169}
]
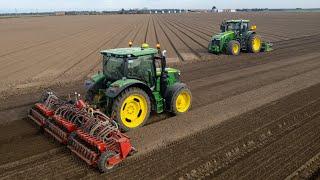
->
[
  {"left": 208, "top": 19, "right": 273, "bottom": 55},
  {"left": 85, "top": 43, "right": 192, "bottom": 131}
]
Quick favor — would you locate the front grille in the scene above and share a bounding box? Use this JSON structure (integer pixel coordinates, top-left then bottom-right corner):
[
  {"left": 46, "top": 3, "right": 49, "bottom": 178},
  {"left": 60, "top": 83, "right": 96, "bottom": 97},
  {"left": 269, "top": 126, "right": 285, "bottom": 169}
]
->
[{"left": 212, "top": 39, "right": 220, "bottom": 46}]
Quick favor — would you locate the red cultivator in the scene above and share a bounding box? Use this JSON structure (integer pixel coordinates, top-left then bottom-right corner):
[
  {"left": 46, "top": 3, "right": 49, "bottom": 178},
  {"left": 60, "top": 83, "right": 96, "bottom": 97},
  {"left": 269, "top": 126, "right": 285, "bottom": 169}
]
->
[{"left": 28, "top": 91, "right": 135, "bottom": 172}]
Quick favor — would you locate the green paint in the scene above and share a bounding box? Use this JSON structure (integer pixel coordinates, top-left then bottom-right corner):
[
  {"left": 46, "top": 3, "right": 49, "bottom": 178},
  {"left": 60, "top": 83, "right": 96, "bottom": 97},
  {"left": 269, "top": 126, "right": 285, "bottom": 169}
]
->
[
  {"left": 208, "top": 19, "right": 273, "bottom": 54},
  {"left": 209, "top": 31, "right": 236, "bottom": 53},
  {"left": 101, "top": 47, "right": 158, "bottom": 57},
  {"left": 91, "top": 72, "right": 105, "bottom": 83},
  {"left": 225, "top": 19, "right": 250, "bottom": 23},
  {"left": 88, "top": 46, "right": 182, "bottom": 116}
]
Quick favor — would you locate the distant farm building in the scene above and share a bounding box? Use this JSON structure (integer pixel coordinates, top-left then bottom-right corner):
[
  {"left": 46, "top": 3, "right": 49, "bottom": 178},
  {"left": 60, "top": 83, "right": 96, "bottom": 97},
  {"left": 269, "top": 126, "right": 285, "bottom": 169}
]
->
[{"left": 55, "top": 11, "right": 66, "bottom": 16}]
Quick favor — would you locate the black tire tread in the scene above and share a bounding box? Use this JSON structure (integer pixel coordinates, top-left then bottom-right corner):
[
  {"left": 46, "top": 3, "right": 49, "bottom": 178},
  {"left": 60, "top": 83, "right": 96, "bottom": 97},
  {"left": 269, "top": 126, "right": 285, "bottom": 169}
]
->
[
  {"left": 112, "top": 87, "right": 151, "bottom": 132},
  {"left": 227, "top": 40, "right": 240, "bottom": 55},
  {"left": 170, "top": 87, "right": 192, "bottom": 115},
  {"left": 248, "top": 34, "right": 262, "bottom": 53}
]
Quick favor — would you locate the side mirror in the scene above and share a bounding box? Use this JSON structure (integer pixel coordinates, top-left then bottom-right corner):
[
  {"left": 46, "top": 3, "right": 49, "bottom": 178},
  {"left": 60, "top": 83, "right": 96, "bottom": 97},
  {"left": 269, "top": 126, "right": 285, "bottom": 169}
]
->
[
  {"left": 250, "top": 25, "right": 257, "bottom": 31},
  {"left": 162, "top": 50, "right": 167, "bottom": 57}
]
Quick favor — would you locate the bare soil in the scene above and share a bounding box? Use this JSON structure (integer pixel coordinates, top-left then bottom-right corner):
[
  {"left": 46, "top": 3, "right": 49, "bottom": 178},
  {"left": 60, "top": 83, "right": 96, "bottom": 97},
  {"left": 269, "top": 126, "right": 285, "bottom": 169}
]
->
[{"left": 0, "top": 12, "right": 320, "bottom": 179}]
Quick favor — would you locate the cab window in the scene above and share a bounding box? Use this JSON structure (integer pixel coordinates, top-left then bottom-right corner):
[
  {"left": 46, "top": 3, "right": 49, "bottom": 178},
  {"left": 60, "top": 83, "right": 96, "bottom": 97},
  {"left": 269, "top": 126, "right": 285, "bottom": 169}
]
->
[{"left": 127, "top": 55, "right": 155, "bottom": 86}]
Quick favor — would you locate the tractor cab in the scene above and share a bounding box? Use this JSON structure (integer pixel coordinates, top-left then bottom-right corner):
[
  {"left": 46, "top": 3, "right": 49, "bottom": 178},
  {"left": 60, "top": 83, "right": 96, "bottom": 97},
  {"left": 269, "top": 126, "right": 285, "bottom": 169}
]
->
[
  {"left": 100, "top": 45, "right": 159, "bottom": 87},
  {"left": 220, "top": 19, "right": 251, "bottom": 36},
  {"left": 209, "top": 19, "right": 272, "bottom": 55}
]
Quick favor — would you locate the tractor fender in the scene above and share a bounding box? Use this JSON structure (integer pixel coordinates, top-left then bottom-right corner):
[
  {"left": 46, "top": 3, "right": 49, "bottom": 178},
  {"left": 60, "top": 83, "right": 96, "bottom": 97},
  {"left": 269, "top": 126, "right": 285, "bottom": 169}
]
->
[
  {"left": 245, "top": 31, "right": 256, "bottom": 41},
  {"left": 164, "top": 83, "right": 188, "bottom": 111},
  {"left": 105, "top": 81, "right": 154, "bottom": 102}
]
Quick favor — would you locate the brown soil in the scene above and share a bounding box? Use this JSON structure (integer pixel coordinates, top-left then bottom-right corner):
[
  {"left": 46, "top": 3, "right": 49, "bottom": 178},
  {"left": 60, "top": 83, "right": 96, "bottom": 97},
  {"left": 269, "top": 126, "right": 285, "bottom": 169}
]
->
[{"left": 0, "top": 12, "right": 320, "bottom": 179}]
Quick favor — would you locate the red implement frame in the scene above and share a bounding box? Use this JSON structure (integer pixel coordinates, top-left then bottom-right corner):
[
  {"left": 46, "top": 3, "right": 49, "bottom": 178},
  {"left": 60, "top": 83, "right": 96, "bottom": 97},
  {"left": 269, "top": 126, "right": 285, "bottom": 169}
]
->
[{"left": 28, "top": 91, "right": 135, "bottom": 172}]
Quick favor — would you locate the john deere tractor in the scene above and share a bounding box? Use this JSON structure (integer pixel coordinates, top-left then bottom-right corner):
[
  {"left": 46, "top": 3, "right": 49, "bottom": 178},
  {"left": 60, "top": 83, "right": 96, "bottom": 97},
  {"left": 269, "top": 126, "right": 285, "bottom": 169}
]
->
[
  {"left": 85, "top": 43, "right": 192, "bottom": 131},
  {"left": 208, "top": 19, "right": 272, "bottom": 55}
]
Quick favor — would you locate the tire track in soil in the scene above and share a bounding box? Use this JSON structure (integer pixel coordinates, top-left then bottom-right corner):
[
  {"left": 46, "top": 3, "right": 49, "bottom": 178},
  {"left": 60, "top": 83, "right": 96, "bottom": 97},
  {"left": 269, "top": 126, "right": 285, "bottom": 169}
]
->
[
  {"left": 169, "top": 15, "right": 215, "bottom": 34},
  {"left": 157, "top": 16, "right": 202, "bottom": 59},
  {"left": 131, "top": 21, "right": 145, "bottom": 44},
  {"left": 181, "top": 35, "right": 320, "bottom": 83},
  {"left": 274, "top": 35, "right": 320, "bottom": 51},
  {"left": 0, "top": 26, "right": 98, "bottom": 73},
  {"left": 217, "top": 115, "right": 320, "bottom": 180},
  {"left": 0, "top": 30, "right": 97, "bottom": 80},
  {"left": 144, "top": 16, "right": 150, "bottom": 43},
  {"left": 165, "top": 16, "right": 212, "bottom": 38},
  {"left": 262, "top": 135, "right": 320, "bottom": 180},
  {"left": 286, "top": 151, "right": 320, "bottom": 179},
  {"left": 180, "top": 102, "right": 320, "bottom": 180},
  {"left": 163, "top": 17, "right": 208, "bottom": 49},
  {"left": 152, "top": 16, "right": 159, "bottom": 44},
  {"left": 274, "top": 33, "right": 320, "bottom": 46},
  {"left": 154, "top": 15, "right": 185, "bottom": 62},
  {"left": 0, "top": 26, "right": 94, "bottom": 59}
]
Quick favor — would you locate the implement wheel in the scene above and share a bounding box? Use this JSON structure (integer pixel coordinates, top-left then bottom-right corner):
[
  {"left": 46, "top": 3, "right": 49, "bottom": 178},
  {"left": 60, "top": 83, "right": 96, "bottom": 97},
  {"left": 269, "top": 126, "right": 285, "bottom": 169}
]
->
[
  {"left": 248, "top": 34, "right": 262, "bottom": 53},
  {"left": 98, "top": 151, "right": 117, "bottom": 173},
  {"left": 227, "top": 40, "right": 240, "bottom": 56},
  {"left": 171, "top": 87, "right": 192, "bottom": 115},
  {"left": 112, "top": 87, "right": 151, "bottom": 132}
]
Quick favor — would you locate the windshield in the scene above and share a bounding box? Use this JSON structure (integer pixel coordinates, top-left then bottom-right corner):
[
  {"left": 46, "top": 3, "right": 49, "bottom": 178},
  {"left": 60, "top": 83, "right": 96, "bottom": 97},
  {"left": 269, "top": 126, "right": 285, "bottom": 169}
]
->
[
  {"left": 227, "top": 22, "right": 240, "bottom": 31},
  {"left": 127, "top": 55, "right": 155, "bottom": 86},
  {"left": 103, "top": 56, "right": 125, "bottom": 80}
]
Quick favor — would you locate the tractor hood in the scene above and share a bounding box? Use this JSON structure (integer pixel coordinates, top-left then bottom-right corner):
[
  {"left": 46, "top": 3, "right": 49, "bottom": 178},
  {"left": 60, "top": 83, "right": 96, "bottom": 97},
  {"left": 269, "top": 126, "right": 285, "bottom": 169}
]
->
[
  {"left": 209, "top": 31, "right": 236, "bottom": 53},
  {"left": 211, "top": 31, "right": 235, "bottom": 40}
]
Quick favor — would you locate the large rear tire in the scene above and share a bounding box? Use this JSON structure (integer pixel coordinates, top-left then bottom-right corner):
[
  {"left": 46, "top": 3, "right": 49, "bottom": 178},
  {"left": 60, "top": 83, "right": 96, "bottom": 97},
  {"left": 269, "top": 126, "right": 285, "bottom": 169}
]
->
[
  {"left": 227, "top": 40, "right": 241, "bottom": 56},
  {"left": 171, "top": 87, "right": 192, "bottom": 115},
  {"left": 112, "top": 87, "right": 151, "bottom": 132},
  {"left": 248, "top": 34, "right": 262, "bottom": 53}
]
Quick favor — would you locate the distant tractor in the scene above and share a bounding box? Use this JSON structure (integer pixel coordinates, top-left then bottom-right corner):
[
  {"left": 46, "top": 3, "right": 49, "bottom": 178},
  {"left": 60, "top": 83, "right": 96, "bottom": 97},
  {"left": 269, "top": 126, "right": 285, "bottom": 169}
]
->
[
  {"left": 208, "top": 19, "right": 273, "bottom": 55},
  {"left": 85, "top": 43, "right": 192, "bottom": 131}
]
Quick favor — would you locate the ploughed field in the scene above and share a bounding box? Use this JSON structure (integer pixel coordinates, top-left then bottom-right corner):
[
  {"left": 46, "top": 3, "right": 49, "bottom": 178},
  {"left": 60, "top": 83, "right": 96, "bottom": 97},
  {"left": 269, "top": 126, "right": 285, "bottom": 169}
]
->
[{"left": 1, "top": 12, "right": 320, "bottom": 179}]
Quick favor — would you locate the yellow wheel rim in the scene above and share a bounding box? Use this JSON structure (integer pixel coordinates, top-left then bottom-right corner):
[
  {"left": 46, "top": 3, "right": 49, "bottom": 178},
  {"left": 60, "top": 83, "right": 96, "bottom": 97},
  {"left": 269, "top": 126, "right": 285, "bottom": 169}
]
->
[
  {"left": 252, "top": 37, "right": 261, "bottom": 52},
  {"left": 176, "top": 91, "right": 191, "bottom": 113},
  {"left": 232, "top": 44, "right": 239, "bottom": 54},
  {"left": 120, "top": 94, "right": 148, "bottom": 128}
]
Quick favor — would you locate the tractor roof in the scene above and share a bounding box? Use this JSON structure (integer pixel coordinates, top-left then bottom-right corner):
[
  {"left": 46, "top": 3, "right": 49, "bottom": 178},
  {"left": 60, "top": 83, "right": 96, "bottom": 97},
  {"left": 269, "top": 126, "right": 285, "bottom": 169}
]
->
[
  {"left": 100, "top": 47, "right": 158, "bottom": 57},
  {"left": 225, "top": 19, "right": 250, "bottom": 23}
]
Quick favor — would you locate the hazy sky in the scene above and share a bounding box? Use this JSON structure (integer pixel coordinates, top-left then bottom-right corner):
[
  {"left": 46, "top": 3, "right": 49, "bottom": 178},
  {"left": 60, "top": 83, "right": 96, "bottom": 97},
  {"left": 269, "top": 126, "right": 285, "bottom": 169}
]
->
[{"left": 1, "top": 0, "right": 320, "bottom": 12}]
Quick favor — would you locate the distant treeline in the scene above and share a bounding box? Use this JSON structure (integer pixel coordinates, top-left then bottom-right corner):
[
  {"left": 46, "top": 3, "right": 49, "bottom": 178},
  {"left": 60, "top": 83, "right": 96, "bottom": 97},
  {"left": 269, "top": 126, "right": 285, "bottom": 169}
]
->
[
  {"left": 237, "top": 8, "right": 320, "bottom": 12},
  {"left": 0, "top": 9, "right": 186, "bottom": 17}
]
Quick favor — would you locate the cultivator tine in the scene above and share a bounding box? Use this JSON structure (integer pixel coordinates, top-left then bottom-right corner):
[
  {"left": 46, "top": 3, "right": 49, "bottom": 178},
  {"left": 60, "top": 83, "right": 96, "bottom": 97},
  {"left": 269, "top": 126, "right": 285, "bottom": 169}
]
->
[
  {"left": 28, "top": 90, "right": 135, "bottom": 172},
  {"left": 68, "top": 137, "right": 98, "bottom": 165},
  {"left": 45, "top": 120, "right": 68, "bottom": 143},
  {"left": 28, "top": 109, "right": 45, "bottom": 127}
]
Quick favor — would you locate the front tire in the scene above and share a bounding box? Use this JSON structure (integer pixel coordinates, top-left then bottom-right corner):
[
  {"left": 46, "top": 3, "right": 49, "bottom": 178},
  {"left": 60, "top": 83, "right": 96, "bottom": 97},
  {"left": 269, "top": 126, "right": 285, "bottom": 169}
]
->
[
  {"left": 248, "top": 34, "right": 262, "bottom": 53},
  {"left": 171, "top": 87, "right": 192, "bottom": 115},
  {"left": 227, "top": 40, "right": 241, "bottom": 56},
  {"left": 112, "top": 87, "right": 151, "bottom": 132}
]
